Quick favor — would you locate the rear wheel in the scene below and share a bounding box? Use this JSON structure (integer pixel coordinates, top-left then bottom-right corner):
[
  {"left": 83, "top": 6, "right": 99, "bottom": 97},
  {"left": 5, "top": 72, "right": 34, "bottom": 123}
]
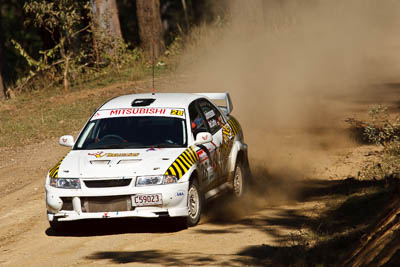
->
[
  {"left": 233, "top": 160, "right": 246, "bottom": 197},
  {"left": 186, "top": 180, "right": 202, "bottom": 227}
]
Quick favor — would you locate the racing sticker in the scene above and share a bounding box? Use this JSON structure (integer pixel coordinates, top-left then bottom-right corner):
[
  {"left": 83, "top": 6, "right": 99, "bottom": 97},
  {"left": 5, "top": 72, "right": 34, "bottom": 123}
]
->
[
  {"left": 146, "top": 147, "right": 163, "bottom": 152},
  {"left": 170, "top": 109, "right": 184, "bottom": 116},
  {"left": 175, "top": 190, "right": 185, "bottom": 197},
  {"left": 92, "top": 108, "right": 186, "bottom": 120},
  {"left": 88, "top": 152, "right": 139, "bottom": 158},
  {"left": 205, "top": 110, "right": 215, "bottom": 120},
  {"left": 110, "top": 108, "right": 166, "bottom": 116},
  {"left": 208, "top": 119, "right": 217, "bottom": 128},
  {"left": 49, "top": 156, "right": 66, "bottom": 178},
  {"left": 165, "top": 146, "right": 199, "bottom": 179}
]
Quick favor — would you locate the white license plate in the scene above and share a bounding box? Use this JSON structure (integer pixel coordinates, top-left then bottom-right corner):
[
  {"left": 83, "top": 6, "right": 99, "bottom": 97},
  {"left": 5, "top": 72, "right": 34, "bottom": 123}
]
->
[{"left": 132, "top": 194, "right": 162, "bottom": 207}]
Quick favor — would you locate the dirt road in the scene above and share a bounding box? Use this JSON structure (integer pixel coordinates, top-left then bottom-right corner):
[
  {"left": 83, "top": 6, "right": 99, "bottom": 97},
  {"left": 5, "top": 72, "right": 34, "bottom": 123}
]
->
[
  {"left": 0, "top": 82, "right": 396, "bottom": 266},
  {"left": 0, "top": 142, "right": 363, "bottom": 267}
]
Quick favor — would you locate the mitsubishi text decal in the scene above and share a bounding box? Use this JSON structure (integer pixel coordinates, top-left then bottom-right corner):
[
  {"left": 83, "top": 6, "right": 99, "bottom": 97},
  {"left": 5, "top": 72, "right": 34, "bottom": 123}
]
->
[{"left": 92, "top": 108, "right": 185, "bottom": 120}]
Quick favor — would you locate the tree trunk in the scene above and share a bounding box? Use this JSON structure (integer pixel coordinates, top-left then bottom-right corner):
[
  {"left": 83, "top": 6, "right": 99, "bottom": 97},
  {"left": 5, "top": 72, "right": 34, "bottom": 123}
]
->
[
  {"left": 91, "top": 0, "right": 122, "bottom": 38},
  {"left": 136, "top": 0, "right": 165, "bottom": 58},
  {"left": 0, "top": 72, "right": 5, "bottom": 100},
  {"left": 90, "top": 0, "right": 123, "bottom": 62},
  {"left": 181, "top": 0, "right": 189, "bottom": 29},
  {"left": 0, "top": 14, "right": 6, "bottom": 99}
]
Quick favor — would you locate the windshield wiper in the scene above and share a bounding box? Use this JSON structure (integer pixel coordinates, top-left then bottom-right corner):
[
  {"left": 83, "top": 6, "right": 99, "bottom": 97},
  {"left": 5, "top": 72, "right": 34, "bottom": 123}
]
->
[
  {"left": 153, "top": 143, "right": 183, "bottom": 148},
  {"left": 99, "top": 144, "right": 129, "bottom": 149}
]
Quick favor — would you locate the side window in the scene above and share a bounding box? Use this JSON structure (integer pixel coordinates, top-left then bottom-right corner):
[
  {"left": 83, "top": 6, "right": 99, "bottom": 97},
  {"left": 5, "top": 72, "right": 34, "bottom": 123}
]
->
[
  {"left": 198, "top": 99, "right": 224, "bottom": 135},
  {"left": 189, "top": 101, "right": 208, "bottom": 139}
]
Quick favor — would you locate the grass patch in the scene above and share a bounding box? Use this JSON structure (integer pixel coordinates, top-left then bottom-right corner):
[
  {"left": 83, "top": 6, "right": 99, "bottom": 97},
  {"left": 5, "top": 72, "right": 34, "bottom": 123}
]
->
[{"left": 0, "top": 83, "right": 138, "bottom": 148}]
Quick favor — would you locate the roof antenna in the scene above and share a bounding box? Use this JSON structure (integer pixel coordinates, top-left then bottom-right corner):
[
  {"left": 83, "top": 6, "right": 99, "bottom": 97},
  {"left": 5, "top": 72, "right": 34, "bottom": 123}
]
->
[{"left": 152, "top": 40, "right": 155, "bottom": 96}]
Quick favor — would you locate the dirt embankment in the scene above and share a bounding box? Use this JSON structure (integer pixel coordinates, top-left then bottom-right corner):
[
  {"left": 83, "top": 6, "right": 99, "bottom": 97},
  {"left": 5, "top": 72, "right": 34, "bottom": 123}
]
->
[{"left": 345, "top": 188, "right": 400, "bottom": 266}]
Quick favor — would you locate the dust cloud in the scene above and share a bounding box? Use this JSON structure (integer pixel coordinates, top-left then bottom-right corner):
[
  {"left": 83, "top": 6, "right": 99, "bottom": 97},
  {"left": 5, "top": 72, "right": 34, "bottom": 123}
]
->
[{"left": 175, "top": 0, "right": 400, "bottom": 207}]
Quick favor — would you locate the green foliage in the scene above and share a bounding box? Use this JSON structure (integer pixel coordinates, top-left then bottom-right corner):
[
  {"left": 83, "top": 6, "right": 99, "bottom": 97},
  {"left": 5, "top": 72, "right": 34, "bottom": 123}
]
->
[
  {"left": 1, "top": 0, "right": 44, "bottom": 84},
  {"left": 12, "top": 0, "right": 91, "bottom": 91},
  {"left": 347, "top": 105, "right": 400, "bottom": 179},
  {"left": 165, "top": 36, "right": 183, "bottom": 57},
  {"left": 24, "top": 0, "right": 82, "bottom": 38},
  {"left": 11, "top": 38, "right": 60, "bottom": 89},
  {"left": 10, "top": 0, "right": 148, "bottom": 93},
  {"left": 363, "top": 105, "right": 400, "bottom": 146},
  {"left": 10, "top": 39, "right": 40, "bottom": 68}
]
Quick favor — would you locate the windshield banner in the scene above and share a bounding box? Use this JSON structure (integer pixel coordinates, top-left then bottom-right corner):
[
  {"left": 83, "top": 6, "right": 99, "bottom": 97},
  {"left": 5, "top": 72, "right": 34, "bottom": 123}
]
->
[{"left": 91, "top": 108, "right": 185, "bottom": 120}]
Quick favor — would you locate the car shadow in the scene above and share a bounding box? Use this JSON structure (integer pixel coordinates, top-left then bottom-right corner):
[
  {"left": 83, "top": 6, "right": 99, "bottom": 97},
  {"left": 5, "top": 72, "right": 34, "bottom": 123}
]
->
[
  {"left": 86, "top": 249, "right": 236, "bottom": 266},
  {"left": 45, "top": 217, "right": 186, "bottom": 237}
]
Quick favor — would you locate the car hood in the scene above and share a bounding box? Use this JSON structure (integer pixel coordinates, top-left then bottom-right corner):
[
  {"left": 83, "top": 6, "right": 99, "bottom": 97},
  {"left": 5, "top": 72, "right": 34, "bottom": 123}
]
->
[{"left": 56, "top": 148, "right": 186, "bottom": 178}]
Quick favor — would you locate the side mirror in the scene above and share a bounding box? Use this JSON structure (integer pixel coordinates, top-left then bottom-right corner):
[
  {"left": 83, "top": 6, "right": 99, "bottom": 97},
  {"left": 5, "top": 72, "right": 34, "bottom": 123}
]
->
[
  {"left": 194, "top": 132, "right": 213, "bottom": 146},
  {"left": 59, "top": 135, "right": 74, "bottom": 147}
]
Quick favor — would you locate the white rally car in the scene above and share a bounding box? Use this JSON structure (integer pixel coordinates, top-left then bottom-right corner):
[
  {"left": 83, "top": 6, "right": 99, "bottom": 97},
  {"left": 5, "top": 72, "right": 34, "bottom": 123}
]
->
[{"left": 46, "top": 92, "right": 250, "bottom": 230}]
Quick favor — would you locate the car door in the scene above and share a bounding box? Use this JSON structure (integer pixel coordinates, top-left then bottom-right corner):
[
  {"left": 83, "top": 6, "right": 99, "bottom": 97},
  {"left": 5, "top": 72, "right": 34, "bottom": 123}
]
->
[
  {"left": 188, "top": 101, "right": 218, "bottom": 190},
  {"left": 191, "top": 99, "right": 226, "bottom": 191},
  {"left": 189, "top": 101, "right": 213, "bottom": 189}
]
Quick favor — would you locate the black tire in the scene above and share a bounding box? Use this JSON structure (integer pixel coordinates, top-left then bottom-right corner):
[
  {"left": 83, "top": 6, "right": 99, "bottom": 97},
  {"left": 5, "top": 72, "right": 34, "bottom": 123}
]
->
[
  {"left": 186, "top": 179, "right": 203, "bottom": 227},
  {"left": 233, "top": 160, "right": 247, "bottom": 197}
]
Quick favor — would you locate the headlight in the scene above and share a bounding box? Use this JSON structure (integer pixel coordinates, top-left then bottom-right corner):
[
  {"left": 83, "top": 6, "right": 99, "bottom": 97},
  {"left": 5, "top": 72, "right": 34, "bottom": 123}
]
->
[
  {"left": 50, "top": 177, "right": 81, "bottom": 189},
  {"left": 135, "top": 175, "right": 178, "bottom": 186}
]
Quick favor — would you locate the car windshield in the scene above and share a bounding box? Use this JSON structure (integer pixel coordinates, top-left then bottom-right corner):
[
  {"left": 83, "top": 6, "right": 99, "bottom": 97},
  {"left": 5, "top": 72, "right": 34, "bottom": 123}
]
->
[{"left": 74, "top": 116, "right": 187, "bottom": 150}]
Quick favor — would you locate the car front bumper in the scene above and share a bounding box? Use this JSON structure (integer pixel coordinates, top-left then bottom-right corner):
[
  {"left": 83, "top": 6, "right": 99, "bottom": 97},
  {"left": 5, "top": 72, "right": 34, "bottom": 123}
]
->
[{"left": 46, "top": 181, "right": 189, "bottom": 222}]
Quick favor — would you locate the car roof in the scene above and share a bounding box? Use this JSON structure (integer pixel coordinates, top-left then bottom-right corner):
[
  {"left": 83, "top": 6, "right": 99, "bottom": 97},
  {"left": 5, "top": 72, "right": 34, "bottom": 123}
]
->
[{"left": 99, "top": 93, "right": 203, "bottom": 110}]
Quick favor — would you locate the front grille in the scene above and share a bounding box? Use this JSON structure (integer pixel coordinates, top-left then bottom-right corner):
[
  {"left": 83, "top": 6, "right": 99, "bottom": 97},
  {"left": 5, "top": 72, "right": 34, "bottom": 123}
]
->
[
  {"left": 84, "top": 179, "right": 132, "bottom": 188},
  {"left": 61, "top": 197, "right": 73, "bottom": 211},
  {"left": 81, "top": 196, "right": 132, "bottom": 212}
]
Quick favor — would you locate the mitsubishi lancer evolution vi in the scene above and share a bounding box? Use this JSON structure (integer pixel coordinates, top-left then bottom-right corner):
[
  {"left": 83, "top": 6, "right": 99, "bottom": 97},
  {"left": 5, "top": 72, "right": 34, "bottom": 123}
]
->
[{"left": 46, "top": 92, "right": 250, "bottom": 230}]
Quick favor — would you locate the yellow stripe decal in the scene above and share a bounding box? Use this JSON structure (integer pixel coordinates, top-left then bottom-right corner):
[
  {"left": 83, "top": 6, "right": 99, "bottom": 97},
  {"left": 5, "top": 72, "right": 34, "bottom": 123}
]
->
[
  {"left": 49, "top": 156, "right": 65, "bottom": 178},
  {"left": 189, "top": 146, "right": 199, "bottom": 161},
  {"left": 168, "top": 166, "right": 177, "bottom": 176},
  {"left": 178, "top": 155, "right": 192, "bottom": 170},
  {"left": 172, "top": 162, "right": 183, "bottom": 178},
  {"left": 228, "top": 120, "right": 238, "bottom": 135},
  {"left": 185, "top": 149, "right": 196, "bottom": 163},
  {"left": 182, "top": 151, "right": 194, "bottom": 165},
  {"left": 165, "top": 146, "right": 198, "bottom": 179},
  {"left": 176, "top": 158, "right": 188, "bottom": 173},
  {"left": 231, "top": 117, "right": 241, "bottom": 133}
]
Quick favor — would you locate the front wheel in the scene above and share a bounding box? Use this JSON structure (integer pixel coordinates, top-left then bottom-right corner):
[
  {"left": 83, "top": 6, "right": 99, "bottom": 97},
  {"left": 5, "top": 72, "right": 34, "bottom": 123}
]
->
[{"left": 186, "top": 180, "right": 203, "bottom": 227}]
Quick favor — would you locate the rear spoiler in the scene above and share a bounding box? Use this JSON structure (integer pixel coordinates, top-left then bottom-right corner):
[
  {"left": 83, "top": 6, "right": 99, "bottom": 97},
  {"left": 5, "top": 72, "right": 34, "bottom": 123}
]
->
[{"left": 196, "top": 92, "right": 233, "bottom": 116}]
